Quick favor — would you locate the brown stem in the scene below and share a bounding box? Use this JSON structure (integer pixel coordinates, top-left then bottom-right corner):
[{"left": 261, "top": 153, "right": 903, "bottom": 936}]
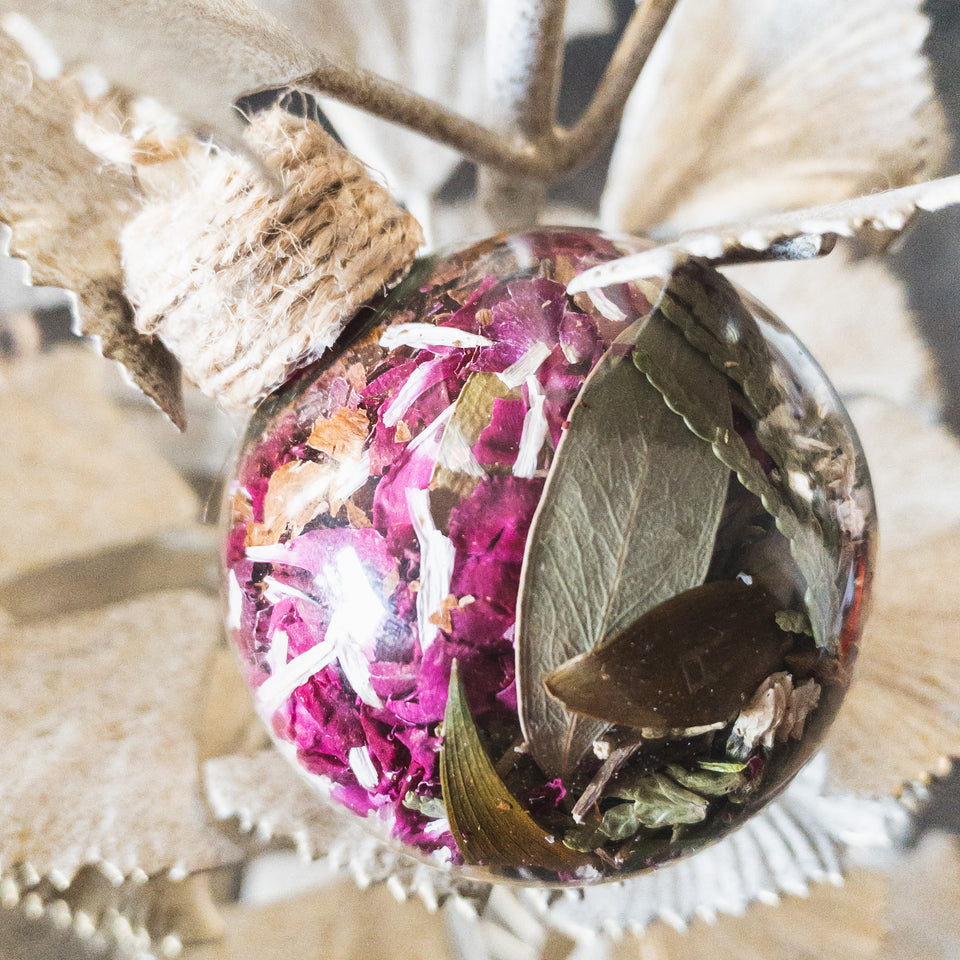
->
[
  {"left": 555, "top": 0, "right": 681, "bottom": 168},
  {"left": 288, "top": 0, "right": 680, "bottom": 182},
  {"left": 481, "top": 0, "right": 567, "bottom": 227},
  {"left": 485, "top": 0, "right": 567, "bottom": 141}
]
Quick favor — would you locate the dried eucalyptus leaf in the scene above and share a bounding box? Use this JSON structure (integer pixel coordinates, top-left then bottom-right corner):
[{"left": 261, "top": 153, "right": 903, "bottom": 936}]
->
[
  {"left": 440, "top": 663, "right": 593, "bottom": 874},
  {"left": 0, "top": 1, "right": 317, "bottom": 139},
  {"left": 569, "top": 173, "right": 960, "bottom": 293},
  {"left": 607, "top": 773, "right": 709, "bottom": 829},
  {"left": 0, "top": 34, "right": 184, "bottom": 424},
  {"left": 724, "top": 249, "right": 940, "bottom": 415},
  {"left": 664, "top": 763, "right": 747, "bottom": 797},
  {"left": 602, "top": 0, "right": 947, "bottom": 237},
  {"left": 181, "top": 875, "right": 451, "bottom": 960},
  {"left": 657, "top": 260, "right": 786, "bottom": 425},
  {"left": 0, "top": 591, "right": 240, "bottom": 883},
  {"left": 597, "top": 803, "right": 643, "bottom": 842},
  {"left": 516, "top": 347, "right": 729, "bottom": 779},
  {"left": 543, "top": 581, "right": 786, "bottom": 732},
  {"left": 626, "top": 868, "right": 888, "bottom": 960},
  {"left": 203, "top": 750, "right": 358, "bottom": 860},
  {"left": 631, "top": 305, "right": 842, "bottom": 653},
  {"left": 776, "top": 609, "right": 813, "bottom": 635}
]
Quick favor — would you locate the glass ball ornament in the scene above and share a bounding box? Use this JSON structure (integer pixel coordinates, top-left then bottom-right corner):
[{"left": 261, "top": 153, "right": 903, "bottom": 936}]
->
[{"left": 224, "top": 228, "right": 876, "bottom": 886}]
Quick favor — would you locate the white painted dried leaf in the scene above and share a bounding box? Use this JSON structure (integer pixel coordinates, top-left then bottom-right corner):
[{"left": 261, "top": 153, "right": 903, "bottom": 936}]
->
[
  {"left": 0, "top": 898, "right": 152, "bottom": 960},
  {"left": 0, "top": 869, "right": 225, "bottom": 960},
  {"left": 0, "top": 34, "right": 184, "bottom": 424},
  {"left": 203, "top": 748, "right": 489, "bottom": 909},
  {"left": 0, "top": 1, "right": 317, "bottom": 139},
  {"left": 848, "top": 397, "right": 960, "bottom": 552},
  {"left": 827, "top": 524, "right": 960, "bottom": 796},
  {"left": 0, "top": 591, "right": 240, "bottom": 883},
  {"left": 724, "top": 249, "right": 941, "bottom": 415},
  {"left": 181, "top": 876, "right": 450, "bottom": 960},
  {"left": 570, "top": 174, "right": 960, "bottom": 292},
  {"left": 0, "top": 346, "right": 197, "bottom": 583},
  {"left": 605, "top": 870, "right": 887, "bottom": 960},
  {"left": 203, "top": 749, "right": 356, "bottom": 861},
  {"left": 881, "top": 832, "right": 960, "bottom": 960},
  {"left": 258, "top": 0, "right": 614, "bottom": 216},
  {"left": 602, "top": 0, "right": 947, "bottom": 237}
]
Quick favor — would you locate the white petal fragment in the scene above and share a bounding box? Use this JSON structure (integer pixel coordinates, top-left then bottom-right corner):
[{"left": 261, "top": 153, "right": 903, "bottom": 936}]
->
[
  {"left": 348, "top": 746, "right": 379, "bottom": 791},
  {"left": 498, "top": 341, "right": 552, "bottom": 389},
  {"left": 405, "top": 488, "right": 456, "bottom": 652},
  {"left": 571, "top": 174, "right": 960, "bottom": 292},
  {"left": 380, "top": 323, "right": 494, "bottom": 352},
  {"left": 602, "top": 0, "right": 947, "bottom": 237},
  {"left": 256, "top": 637, "right": 338, "bottom": 717},
  {"left": 513, "top": 376, "right": 548, "bottom": 479}
]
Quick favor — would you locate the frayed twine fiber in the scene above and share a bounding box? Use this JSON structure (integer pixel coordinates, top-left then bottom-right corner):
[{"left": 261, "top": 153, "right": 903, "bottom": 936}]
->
[{"left": 121, "top": 107, "right": 424, "bottom": 408}]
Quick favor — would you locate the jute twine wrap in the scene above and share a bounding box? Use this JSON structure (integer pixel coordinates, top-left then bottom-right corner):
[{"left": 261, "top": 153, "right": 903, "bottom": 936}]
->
[{"left": 121, "top": 108, "right": 424, "bottom": 408}]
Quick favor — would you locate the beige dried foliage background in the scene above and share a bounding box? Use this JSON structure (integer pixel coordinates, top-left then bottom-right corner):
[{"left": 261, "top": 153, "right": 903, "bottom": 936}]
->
[{"left": 0, "top": 0, "right": 958, "bottom": 958}]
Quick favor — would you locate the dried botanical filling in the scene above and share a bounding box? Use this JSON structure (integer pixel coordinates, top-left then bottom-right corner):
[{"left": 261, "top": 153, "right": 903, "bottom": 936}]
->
[{"left": 224, "top": 228, "right": 875, "bottom": 885}]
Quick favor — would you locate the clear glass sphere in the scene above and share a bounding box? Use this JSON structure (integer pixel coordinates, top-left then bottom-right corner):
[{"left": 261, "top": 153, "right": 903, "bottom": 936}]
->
[{"left": 224, "top": 228, "right": 876, "bottom": 885}]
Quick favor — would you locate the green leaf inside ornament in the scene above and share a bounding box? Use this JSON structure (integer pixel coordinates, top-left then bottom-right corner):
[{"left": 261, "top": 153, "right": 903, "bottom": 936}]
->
[
  {"left": 631, "top": 268, "right": 843, "bottom": 653},
  {"left": 516, "top": 339, "right": 730, "bottom": 779},
  {"left": 439, "top": 661, "right": 594, "bottom": 875}
]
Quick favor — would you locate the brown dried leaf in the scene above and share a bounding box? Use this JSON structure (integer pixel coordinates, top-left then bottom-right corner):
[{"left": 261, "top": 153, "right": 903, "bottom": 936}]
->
[
  {"left": 827, "top": 525, "right": 960, "bottom": 796},
  {"left": 441, "top": 662, "right": 595, "bottom": 874},
  {"left": 543, "top": 581, "right": 786, "bottom": 734},
  {"left": 611, "top": 870, "right": 888, "bottom": 960},
  {"left": 569, "top": 174, "right": 960, "bottom": 293},
  {"left": 0, "top": 590, "right": 240, "bottom": 883},
  {"left": 0, "top": 1, "right": 317, "bottom": 139},
  {"left": 602, "top": 0, "right": 947, "bottom": 237},
  {"left": 0, "top": 34, "right": 184, "bottom": 424},
  {"left": 306, "top": 408, "right": 369, "bottom": 460},
  {"left": 202, "top": 750, "right": 354, "bottom": 860},
  {"left": 0, "top": 346, "right": 197, "bottom": 583}
]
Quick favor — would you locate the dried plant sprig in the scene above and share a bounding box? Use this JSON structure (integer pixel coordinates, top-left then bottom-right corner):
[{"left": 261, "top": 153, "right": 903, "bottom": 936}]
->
[{"left": 566, "top": 173, "right": 960, "bottom": 292}]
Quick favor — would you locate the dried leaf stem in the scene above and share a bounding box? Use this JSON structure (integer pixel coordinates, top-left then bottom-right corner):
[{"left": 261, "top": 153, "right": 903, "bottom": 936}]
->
[
  {"left": 486, "top": 0, "right": 566, "bottom": 141},
  {"left": 480, "top": 0, "right": 568, "bottom": 227},
  {"left": 291, "top": 0, "right": 681, "bottom": 182}
]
